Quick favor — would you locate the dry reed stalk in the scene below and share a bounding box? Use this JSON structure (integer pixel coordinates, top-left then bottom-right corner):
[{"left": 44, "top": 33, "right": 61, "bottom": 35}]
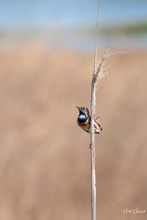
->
[
  {"left": 89, "top": 52, "right": 107, "bottom": 220},
  {"left": 89, "top": 48, "right": 125, "bottom": 220}
]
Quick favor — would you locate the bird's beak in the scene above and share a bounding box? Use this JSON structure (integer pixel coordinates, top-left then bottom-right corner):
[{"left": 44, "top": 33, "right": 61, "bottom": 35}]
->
[
  {"left": 76, "top": 106, "right": 85, "bottom": 114},
  {"left": 76, "top": 106, "right": 82, "bottom": 113}
]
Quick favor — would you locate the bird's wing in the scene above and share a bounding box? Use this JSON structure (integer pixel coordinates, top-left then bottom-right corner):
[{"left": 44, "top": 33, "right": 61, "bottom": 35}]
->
[
  {"left": 94, "top": 121, "right": 103, "bottom": 132},
  {"left": 95, "top": 116, "right": 103, "bottom": 131}
]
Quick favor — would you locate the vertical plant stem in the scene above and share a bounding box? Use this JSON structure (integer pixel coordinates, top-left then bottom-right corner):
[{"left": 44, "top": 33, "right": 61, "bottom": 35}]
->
[
  {"left": 89, "top": 50, "right": 106, "bottom": 220},
  {"left": 89, "top": 2, "right": 107, "bottom": 219},
  {"left": 89, "top": 77, "right": 97, "bottom": 220}
]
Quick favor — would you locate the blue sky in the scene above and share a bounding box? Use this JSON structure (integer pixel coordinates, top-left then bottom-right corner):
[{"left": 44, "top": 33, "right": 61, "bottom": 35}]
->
[
  {"left": 0, "top": 0, "right": 146, "bottom": 30},
  {"left": 0, "top": 0, "right": 146, "bottom": 50}
]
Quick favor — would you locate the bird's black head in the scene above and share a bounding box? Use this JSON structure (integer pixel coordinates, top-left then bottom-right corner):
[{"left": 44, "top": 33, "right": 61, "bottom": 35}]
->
[{"left": 76, "top": 106, "right": 89, "bottom": 116}]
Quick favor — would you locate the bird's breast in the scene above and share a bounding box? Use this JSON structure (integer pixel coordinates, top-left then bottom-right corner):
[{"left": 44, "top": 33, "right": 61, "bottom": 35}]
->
[{"left": 77, "top": 114, "right": 88, "bottom": 123}]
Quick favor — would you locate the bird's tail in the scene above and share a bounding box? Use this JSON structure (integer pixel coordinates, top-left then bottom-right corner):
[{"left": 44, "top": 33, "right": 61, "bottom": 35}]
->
[{"left": 95, "top": 117, "right": 103, "bottom": 131}]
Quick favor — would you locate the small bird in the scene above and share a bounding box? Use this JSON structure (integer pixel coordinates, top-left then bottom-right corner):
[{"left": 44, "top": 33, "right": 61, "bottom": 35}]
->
[{"left": 76, "top": 106, "right": 103, "bottom": 134}]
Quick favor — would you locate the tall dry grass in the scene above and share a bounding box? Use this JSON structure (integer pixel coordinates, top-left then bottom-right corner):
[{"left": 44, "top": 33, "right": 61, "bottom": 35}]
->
[{"left": 0, "top": 47, "right": 147, "bottom": 220}]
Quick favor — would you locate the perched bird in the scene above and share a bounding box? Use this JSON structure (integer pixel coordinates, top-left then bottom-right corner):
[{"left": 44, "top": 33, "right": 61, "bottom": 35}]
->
[{"left": 76, "top": 106, "right": 103, "bottom": 134}]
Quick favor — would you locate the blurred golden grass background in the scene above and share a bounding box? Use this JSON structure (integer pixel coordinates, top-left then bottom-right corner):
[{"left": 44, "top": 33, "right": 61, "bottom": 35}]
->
[{"left": 0, "top": 46, "right": 147, "bottom": 220}]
